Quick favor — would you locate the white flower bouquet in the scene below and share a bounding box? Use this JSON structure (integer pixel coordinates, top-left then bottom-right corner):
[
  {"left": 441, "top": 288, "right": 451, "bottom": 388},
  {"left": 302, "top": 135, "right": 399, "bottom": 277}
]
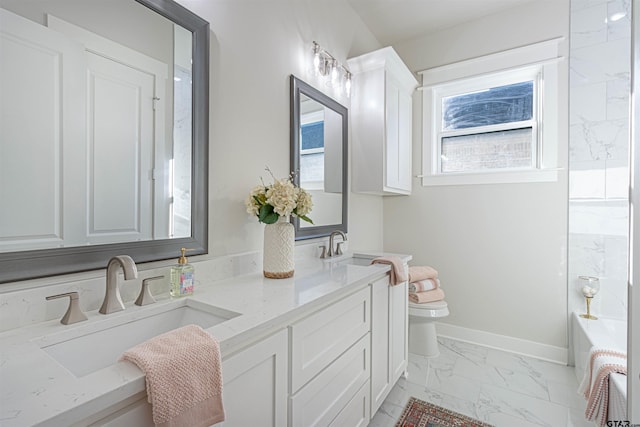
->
[{"left": 245, "top": 168, "right": 313, "bottom": 225}]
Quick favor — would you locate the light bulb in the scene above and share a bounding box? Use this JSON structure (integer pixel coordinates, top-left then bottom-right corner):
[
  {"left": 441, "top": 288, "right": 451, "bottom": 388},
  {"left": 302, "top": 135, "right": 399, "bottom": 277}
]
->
[
  {"left": 345, "top": 74, "right": 352, "bottom": 97},
  {"left": 312, "top": 42, "right": 321, "bottom": 74},
  {"left": 331, "top": 60, "right": 339, "bottom": 83}
]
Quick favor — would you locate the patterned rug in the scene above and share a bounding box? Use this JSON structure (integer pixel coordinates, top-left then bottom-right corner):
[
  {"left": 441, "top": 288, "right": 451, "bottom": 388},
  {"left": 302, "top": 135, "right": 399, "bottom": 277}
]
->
[{"left": 395, "top": 397, "right": 494, "bottom": 427}]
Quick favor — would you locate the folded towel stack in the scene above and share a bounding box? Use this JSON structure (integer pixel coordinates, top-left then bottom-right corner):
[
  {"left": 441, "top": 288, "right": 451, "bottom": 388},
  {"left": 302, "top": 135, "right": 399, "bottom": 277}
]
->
[
  {"left": 121, "top": 324, "right": 225, "bottom": 427},
  {"left": 408, "top": 265, "right": 445, "bottom": 304},
  {"left": 578, "top": 346, "right": 627, "bottom": 427}
]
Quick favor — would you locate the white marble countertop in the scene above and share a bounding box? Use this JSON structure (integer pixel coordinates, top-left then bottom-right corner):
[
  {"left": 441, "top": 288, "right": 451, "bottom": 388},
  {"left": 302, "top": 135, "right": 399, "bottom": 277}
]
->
[{"left": 0, "top": 253, "right": 406, "bottom": 426}]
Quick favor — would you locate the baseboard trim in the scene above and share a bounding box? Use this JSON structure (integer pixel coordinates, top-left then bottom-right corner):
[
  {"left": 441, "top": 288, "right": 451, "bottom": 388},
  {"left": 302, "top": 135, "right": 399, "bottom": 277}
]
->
[{"left": 436, "top": 322, "right": 568, "bottom": 365}]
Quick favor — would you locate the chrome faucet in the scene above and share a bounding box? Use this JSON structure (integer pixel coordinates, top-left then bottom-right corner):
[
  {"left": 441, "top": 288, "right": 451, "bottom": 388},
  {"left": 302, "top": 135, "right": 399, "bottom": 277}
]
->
[
  {"left": 327, "top": 230, "right": 347, "bottom": 257},
  {"left": 99, "top": 255, "right": 138, "bottom": 314}
]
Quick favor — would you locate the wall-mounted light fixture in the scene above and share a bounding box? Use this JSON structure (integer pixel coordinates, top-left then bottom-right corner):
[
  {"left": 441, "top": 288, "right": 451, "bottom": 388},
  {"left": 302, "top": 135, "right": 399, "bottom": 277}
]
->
[{"left": 312, "top": 41, "right": 352, "bottom": 97}]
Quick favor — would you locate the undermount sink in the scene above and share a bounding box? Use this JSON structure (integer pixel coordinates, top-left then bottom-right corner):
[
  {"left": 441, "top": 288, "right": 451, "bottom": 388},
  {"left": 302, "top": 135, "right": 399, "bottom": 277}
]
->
[
  {"left": 38, "top": 300, "right": 239, "bottom": 377},
  {"left": 328, "top": 255, "right": 375, "bottom": 267}
]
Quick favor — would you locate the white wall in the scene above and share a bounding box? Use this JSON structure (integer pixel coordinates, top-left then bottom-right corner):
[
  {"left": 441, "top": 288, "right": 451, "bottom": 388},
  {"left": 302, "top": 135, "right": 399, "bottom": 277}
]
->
[
  {"left": 385, "top": 1, "right": 571, "bottom": 358},
  {"left": 176, "top": 0, "right": 385, "bottom": 257}
]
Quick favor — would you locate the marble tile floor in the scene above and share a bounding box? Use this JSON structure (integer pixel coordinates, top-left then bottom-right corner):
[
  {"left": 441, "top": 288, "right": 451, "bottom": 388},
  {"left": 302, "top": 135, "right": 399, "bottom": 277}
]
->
[{"left": 369, "top": 337, "right": 593, "bottom": 427}]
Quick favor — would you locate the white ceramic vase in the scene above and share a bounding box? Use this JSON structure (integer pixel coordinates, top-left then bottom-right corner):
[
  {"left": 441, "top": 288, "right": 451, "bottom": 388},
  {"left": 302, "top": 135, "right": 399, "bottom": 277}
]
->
[{"left": 263, "top": 215, "right": 294, "bottom": 278}]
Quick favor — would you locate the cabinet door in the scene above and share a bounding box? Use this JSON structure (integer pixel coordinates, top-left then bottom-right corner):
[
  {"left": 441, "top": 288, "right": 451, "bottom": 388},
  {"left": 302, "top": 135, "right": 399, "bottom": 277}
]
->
[
  {"left": 390, "top": 280, "right": 408, "bottom": 382},
  {"left": 370, "top": 275, "right": 391, "bottom": 415},
  {"left": 370, "top": 275, "right": 408, "bottom": 418},
  {"left": 219, "top": 329, "right": 288, "bottom": 427},
  {"left": 385, "top": 76, "right": 401, "bottom": 191},
  {"left": 397, "top": 88, "right": 413, "bottom": 192},
  {"left": 384, "top": 74, "right": 412, "bottom": 194}
]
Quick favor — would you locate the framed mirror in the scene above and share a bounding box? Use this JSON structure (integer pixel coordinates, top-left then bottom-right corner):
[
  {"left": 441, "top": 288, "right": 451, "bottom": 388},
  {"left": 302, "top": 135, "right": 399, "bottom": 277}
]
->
[
  {"left": 0, "top": 0, "right": 209, "bottom": 283},
  {"left": 290, "top": 75, "right": 348, "bottom": 240}
]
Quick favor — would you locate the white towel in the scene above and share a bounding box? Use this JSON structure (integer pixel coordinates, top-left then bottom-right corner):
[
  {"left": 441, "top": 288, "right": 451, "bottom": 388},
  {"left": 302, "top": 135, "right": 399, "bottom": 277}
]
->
[{"left": 578, "top": 346, "right": 627, "bottom": 427}]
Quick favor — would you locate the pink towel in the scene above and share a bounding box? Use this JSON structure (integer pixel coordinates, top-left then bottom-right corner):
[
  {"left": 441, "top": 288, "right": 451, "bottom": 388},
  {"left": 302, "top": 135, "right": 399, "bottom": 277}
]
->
[
  {"left": 371, "top": 256, "right": 408, "bottom": 286},
  {"left": 409, "top": 278, "right": 439, "bottom": 293},
  {"left": 578, "top": 347, "right": 627, "bottom": 427},
  {"left": 408, "top": 265, "right": 438, "bottom": 282},
  {"left": 121, "top": 324, "right": 225, "bottom": 427},
  {"left": 409, "top": 288, "right": 445, "bottom": 303}
]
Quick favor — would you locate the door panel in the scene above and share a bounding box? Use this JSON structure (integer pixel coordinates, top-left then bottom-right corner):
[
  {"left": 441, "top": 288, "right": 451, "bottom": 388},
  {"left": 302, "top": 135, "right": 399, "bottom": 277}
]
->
[
  {"left": 86, "top": 53, "right": 154, "bottom": 243},
  {"left": 0, "top": 8, "right": 85, "bottom": 250}
]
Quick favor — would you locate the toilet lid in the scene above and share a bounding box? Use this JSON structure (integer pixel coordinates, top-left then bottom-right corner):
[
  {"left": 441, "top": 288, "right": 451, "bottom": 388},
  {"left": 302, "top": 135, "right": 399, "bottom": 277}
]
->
[{"left": 409, "top": 300, "right": 447, "bottom": 310}]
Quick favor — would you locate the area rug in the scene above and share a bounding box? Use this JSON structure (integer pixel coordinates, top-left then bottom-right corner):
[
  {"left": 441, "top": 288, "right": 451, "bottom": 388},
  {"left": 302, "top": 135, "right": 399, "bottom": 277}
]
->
[{"left": 395, "top": 397, "right": 494, "bottom": 427}]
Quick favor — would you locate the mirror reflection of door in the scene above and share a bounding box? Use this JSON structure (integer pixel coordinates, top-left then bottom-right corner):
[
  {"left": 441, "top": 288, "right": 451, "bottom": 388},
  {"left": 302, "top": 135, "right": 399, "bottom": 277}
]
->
[
  {"left": 299, "top": 95, "right": 343, "bottom": 228},
  {"left": 0, "top": 6, "right": 192, "bottom": 253}
]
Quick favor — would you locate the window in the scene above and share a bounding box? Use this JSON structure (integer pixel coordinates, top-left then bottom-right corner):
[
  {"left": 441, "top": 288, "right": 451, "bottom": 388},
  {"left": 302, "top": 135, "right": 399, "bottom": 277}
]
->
[
  {"left": 420, "top": 39, "right": 565, "bottom": 186},
  {"left": 300, "top": 120, "right": 324, "bottom": 186},
  {"left": 437, "top": 70, "right": 538, "bottom": 174},
  {"left": 299, "top": 109, "right": 325, "bottom": 189}
]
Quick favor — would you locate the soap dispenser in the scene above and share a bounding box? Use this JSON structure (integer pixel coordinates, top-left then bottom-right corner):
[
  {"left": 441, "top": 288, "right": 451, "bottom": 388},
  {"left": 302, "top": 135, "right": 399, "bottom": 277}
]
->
[{"left": 170, "top": 248, "right": 194, "bottom": 297}]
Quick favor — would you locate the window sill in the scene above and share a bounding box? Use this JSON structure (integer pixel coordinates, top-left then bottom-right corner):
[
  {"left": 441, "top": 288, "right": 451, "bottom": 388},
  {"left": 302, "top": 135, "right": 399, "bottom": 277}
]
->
[{"left": 420, "top": 168, "right": 561, "bottom": 186}]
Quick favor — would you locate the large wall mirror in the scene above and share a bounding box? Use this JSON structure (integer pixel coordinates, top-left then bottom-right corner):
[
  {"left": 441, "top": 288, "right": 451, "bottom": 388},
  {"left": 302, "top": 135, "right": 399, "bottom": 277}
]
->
[
  {"left": 290, "top": 75, "right": 347, "bottom": 240},
  {"left": 0, "top": 0, "right": 209, "bottom": 283}
]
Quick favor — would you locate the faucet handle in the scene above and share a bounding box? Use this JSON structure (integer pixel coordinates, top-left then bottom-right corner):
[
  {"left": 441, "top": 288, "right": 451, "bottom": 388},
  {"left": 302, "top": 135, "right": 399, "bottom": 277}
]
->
[
  {"left": 135, "top": 276, "right": 163, "bottom": 306},
  {"left": 319, "top": 245, "right": 327, "bottom": 259},
  {"left": 336, "top": 242, "right": 344, "bottom": 256},
  {"left": 46, "top": 292, "right": 88, "bottom": 325}
]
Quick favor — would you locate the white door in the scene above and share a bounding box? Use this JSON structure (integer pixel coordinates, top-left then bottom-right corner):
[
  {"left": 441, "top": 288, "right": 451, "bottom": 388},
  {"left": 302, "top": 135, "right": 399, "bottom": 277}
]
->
[
  {"left": 0, "top": 8, "right": 86, "bottom": 250},
  {"left": 85, "top": 52, "right": 154, "bottom": 244},
  {"left": 47, "top": 16, "right": 168, "bottom": 244},
  {"left": 630, "top": 1, "right": 640, "bottom": 420}
]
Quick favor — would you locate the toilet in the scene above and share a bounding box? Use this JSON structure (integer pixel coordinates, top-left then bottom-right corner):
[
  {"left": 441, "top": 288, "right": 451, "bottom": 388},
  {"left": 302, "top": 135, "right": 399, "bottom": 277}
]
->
[{"left": 408, "top": 300, "right": 449, "bottom": 358}]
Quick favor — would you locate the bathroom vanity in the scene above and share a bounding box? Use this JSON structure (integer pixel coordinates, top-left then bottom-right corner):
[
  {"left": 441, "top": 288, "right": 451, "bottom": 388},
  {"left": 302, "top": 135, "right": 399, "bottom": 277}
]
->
[{"left": 0, "top": 253, "right": 410, "bottom": 426}]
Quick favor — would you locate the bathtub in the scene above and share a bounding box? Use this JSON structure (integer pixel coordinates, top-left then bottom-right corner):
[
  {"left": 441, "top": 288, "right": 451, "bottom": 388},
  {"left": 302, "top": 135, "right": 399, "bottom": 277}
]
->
[{"left": 572, "top": 312, "right": 627, "bottom": 423}]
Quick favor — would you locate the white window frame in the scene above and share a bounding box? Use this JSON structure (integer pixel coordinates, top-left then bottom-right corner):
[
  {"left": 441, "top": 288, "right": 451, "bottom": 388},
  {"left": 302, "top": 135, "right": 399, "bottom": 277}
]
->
[{"left": 420, "top": 38, "right": 565, "bottom": 186}]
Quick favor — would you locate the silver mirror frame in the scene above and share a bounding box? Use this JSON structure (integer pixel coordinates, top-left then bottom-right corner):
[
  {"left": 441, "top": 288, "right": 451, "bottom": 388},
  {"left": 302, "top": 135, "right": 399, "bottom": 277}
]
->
[
  {"left": 0, "top": 0, "right": 209, "bottom": 284},
  {"left": 290, "top": 75, "right": 348, "bottom": 240}
]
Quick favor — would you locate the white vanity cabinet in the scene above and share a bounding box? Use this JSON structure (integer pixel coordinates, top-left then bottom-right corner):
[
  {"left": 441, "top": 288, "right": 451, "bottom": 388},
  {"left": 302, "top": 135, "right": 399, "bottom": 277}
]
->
[
  {"left": 370, "top": 275, "right": 408, "bottom": 418},
  {"left": 347, "top": 47, "right": 418, "bottom": 196},
  {"left": 13, "top": 255, "right": 413, "bottom": 427},
  {"left": 83, "top": 329, "right": 288, "bottom": 427},
  {"left": 289, "top": 286, "right": 371, "bottom": 427}
]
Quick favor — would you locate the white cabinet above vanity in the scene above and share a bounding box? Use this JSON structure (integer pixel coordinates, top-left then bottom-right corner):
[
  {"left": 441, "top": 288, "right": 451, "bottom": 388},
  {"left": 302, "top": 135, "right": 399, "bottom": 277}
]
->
[{"left": 348, "top": 47, "right": 418, "bottom": 196}]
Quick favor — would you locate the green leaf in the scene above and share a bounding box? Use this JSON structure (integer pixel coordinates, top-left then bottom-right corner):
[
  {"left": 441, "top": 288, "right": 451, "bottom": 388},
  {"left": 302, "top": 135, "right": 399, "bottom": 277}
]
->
[
  {"left": 298, "top": 215, "right": 313, "bottom": 224},
  {"left": 258, "top": 204, "right": 279, "bottom": 224}
]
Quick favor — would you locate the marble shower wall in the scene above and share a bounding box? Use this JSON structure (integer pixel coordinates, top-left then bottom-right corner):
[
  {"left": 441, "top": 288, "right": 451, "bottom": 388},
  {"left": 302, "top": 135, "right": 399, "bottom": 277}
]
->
[{"left": 569, "top": 0, "right": 630, "bottom": 320}]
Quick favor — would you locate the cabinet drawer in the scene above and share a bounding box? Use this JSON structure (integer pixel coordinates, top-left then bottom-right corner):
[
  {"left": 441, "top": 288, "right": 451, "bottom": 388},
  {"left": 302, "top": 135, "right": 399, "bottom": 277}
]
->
[
  {"left": 290, "top": 334, "right": 370, "bottom": 427},
  {"left": 290, "top": 287, "right": 370, "bottom": 392},
  {"left": 329, "top": 381, "right": 370, "bottom": 427}
]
